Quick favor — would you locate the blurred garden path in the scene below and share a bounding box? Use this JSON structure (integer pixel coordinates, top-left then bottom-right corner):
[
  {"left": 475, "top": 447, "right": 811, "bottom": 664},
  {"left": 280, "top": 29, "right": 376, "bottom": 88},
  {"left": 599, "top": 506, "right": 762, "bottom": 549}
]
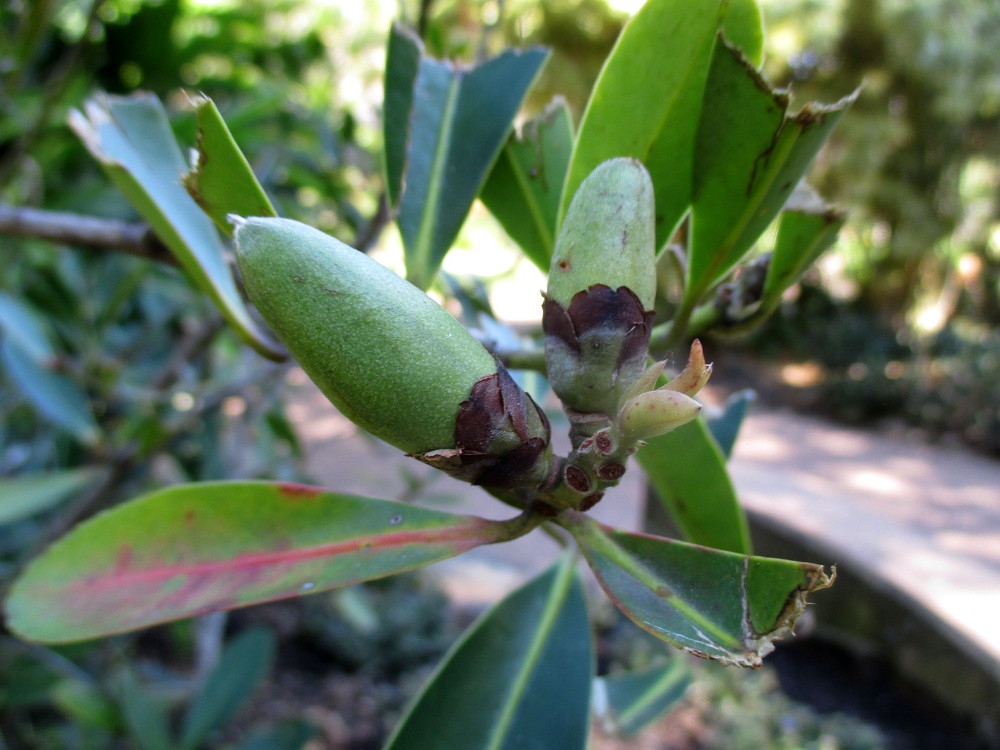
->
[
  {"left": 729, "top": 409, "right": 1000, "bottom": 714},
  {"left": 287, "top": 379, "right": 1000, "bottom": 721}
]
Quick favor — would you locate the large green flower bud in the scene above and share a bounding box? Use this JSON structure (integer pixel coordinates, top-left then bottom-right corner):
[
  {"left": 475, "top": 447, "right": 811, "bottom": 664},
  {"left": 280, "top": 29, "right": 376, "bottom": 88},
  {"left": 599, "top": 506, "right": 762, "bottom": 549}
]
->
[
  {"left": 543, "top": 158, "right": 656, "bottom": 416},
  {"left": 233, "top": 217, "right": 550, "bottom": 488}
]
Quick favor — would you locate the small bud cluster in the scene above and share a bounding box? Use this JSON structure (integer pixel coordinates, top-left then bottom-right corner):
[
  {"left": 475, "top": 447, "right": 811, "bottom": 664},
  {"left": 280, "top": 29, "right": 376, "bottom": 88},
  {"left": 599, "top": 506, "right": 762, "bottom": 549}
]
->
[{"left": 534, "top": 160, "right": 710, "bottom": 512}]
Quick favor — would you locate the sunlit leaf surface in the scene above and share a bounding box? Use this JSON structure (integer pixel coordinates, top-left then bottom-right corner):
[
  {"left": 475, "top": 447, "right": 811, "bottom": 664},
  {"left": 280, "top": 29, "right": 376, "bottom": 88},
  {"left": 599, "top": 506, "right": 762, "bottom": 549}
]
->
[
  {"left": 6, "top": 482, "right": 535, "bottom": 642},
  {"left": 183, "top": 94, "right": 277, "bottom": 233},
  {"left": 70, "top": 93, "right": 283, "bottom": 359},
  {"left": 480, "top": 97, "right": 573, "bottom": 271},
  {"left": 383, "top": 25, "right": 548, "bottom": 289}
]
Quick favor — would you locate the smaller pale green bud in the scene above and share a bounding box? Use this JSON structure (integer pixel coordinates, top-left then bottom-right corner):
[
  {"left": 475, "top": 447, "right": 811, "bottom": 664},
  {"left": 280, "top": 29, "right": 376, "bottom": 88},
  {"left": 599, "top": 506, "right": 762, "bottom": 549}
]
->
[
  {"left": 543, "top": 158, "right": 657, "bottom": 415},
  {"left": 620, "top": 360, "right": 666, "bottom": 405},
  {"left": 616, "top": 340, "right": 712, "bottom": 443},
  {"left": 547, "top": 158, "right": 656, "bottom": 309},
  {"left": 617, "top": 389, "right": 703, "bottom": 443}
]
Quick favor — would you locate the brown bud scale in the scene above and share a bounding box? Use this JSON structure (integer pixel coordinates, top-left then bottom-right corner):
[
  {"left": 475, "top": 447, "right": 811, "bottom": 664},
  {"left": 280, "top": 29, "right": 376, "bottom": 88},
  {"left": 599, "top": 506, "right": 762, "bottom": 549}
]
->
[
  {"left": 542, "top": 284, "right": 655, "bottom": 415},
  {"left": 413, "top": 362, "right": 551, "bottom": 489},
  {"left": 597, "top": 462, "right": 626, "bottom": 481},
  {"left": 565, "top": 464, "right": 592, "bottom": 494},
  {"left": 579, "top": 493, "right": 604, "bottom": 512}
]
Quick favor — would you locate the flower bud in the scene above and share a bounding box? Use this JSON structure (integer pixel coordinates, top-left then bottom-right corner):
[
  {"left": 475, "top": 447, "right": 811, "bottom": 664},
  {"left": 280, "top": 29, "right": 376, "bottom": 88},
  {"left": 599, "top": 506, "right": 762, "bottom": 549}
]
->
[
  {"left": 616, "top": 340, "right": 712, "bottom": 443},
  {"left": 617, "top": 389, "right": 702, "bottom": 443},
  {"left": 661, "top": 339, "right": 712, "bottom": 397},
  {"left": 232, "top": 217, "right": 550, "bottom": 487},
  {"left": 543, "top": 158, "right": 656, "bottom": 415}
]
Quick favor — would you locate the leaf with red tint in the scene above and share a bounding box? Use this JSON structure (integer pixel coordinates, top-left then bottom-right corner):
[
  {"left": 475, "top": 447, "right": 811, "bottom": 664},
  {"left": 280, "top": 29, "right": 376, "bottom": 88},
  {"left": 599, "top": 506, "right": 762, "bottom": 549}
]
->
[{"left": 4, "top": 481, "right": 538, "bottom": 643}]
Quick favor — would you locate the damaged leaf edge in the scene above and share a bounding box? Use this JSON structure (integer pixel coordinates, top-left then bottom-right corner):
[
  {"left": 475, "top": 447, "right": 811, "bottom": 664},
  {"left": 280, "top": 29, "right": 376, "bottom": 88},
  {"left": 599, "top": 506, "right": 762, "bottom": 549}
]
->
[
  {"left": 181, "top": 92, "right": 278, "bottom": 233},
  {"left": 739, "top": 558, "right": 836, "bottom": 667},
  {"left": 563, "top": 513, "right": 835, "bottom": 668}
]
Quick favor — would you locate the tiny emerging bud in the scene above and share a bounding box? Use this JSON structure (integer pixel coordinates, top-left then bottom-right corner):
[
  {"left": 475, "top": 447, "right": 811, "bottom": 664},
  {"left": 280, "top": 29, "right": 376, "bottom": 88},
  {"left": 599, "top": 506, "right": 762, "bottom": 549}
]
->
[
  {"left": 233, "top": 217, "right": 550, "bottom": 488},
  {"left": 617, "top": 389, "right": 702, "bottom": 443},
  {"left": 615, "top": 340, "right": 712, "bottom": 443},
  {"left": 662, "top": 339, "right": 712, "bottom": 397},
  {"left": 543, "top": 158, "right": 656, "bottom": 415},
  {"left": 620, "top": 360, "right": 666, "bottom": 404}
]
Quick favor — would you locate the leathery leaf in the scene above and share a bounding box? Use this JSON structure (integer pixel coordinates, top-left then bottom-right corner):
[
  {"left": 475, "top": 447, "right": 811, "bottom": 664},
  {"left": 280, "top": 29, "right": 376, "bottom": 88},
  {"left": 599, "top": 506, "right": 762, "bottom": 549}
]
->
[
  {"left": 5, "top": 481, "right": 539, "bottom": 643},
  {"left": 561, "top": 512, "right": 833, "bottom": 667},
  {"left": 384, "top": 553, "right": 592, "bottom": 750}
]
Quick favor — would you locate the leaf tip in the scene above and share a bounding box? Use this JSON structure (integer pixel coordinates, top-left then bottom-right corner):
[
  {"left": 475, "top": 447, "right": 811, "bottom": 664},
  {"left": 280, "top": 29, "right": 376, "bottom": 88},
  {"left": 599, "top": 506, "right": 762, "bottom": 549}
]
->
[{"left": 742, "top": 561, "right": 836, "bottom": 665}]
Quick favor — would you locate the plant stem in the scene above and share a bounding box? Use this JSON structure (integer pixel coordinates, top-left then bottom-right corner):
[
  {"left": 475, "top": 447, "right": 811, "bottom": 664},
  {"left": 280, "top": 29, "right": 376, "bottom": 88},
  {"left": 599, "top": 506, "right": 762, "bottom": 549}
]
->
[
  {"left": 493, "top": 344, "right": 547, "bottom": 374},
  {"left": 487, "top": 505, "right": 549, "bottom": 544},
  {"left": 650, "top": 299, "right": 724, "bottom": 354},
  {"left": 0, "top": 204, "right": 176, "bottom": 265}
]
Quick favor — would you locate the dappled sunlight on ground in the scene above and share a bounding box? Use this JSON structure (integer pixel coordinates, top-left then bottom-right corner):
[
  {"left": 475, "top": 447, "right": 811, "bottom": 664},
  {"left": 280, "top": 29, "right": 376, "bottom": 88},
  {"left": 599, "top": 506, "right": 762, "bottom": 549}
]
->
[
  {"left": 733, "top": 410, "right": 1000, "bottom": 551},
  {"left": 845, "top": 469, "right": 908, "bottom": 496},
  {"left": 284, "top": 369, "right": 360, "bottom": 442},
  {"left": 937, "top": 531, "right": 1000, "bottom": 564}
]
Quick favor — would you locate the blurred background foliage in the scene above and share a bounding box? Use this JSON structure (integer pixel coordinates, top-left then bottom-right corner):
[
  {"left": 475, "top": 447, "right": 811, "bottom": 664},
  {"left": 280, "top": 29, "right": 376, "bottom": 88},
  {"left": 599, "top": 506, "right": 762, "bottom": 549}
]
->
[
  {"left": 745, "top": 0, "right": 1000, "bottom": 452},
  {"left": 0, "top": 0, "right": 997, "bottom": 746}
]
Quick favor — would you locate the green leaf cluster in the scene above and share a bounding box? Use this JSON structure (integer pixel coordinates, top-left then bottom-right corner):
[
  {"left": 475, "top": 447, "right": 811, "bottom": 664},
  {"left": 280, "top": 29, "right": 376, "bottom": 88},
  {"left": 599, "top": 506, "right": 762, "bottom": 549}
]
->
[{"left": 0, "top": 1, "right": 856, "bottom": 747}]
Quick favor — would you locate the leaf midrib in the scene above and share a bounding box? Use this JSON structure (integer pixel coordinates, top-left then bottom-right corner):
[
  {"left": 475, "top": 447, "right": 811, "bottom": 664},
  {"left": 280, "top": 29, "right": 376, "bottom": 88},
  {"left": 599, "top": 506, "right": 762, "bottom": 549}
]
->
[
  {"left": 484, "top": 553, "right": 576, "bottom": 750},
  {"left": 411, "top": 69, "right": 462, "bottom": 287}
]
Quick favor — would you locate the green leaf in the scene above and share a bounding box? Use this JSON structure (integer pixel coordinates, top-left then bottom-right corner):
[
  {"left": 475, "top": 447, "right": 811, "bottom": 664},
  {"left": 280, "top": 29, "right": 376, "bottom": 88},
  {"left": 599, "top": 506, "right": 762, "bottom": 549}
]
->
[
  {"left": 383, "top": 25, "right": 549, "bottom": 289},
  {"left": 115, "top": 668, "right": 174, "bottom": 750},
  {"left": 761, "top": 203, "right": 845, "bottom": 309},
  {"left": 479, "top": 97, "right": 573, "bottom": 270},
  {"left": 180, "top": 627, "right": 276, "bottom": 750},
  {"left": 183, "top": 94, "right": 278, "bottom": 234},
  {"left": 563, "top": 513, "right": 833, "bottom": 667},
  {"left": 593, "top": 660, "right": 691, "bottom": 737},
  {"left": 636, "top": 417, "right": 750, "bottom": 554},
  {"left": 5, "top": 481, "right": 538, "bottom": 643},
  {"left": 384, "top": 23, "right": 423, "bottom": 209},
  {"left": 233, "top": 721, "right": 317, "bottom": 750},
  {"left": 1, "top": 338, "right": 100, "bottom": 445},
  {"left": 685, "top": 41, "right": 855, "bottom": 308},
  {"left": 51, "top": 677, "right": 120, "bottom": 730},
  {"left": 705, "top": 389, "right": 756, "bottom": 459},
  {"left": 721, "top": 0, "right": 764, "bottom": 66},
  {"left": 69, "top": 93, "right": 283, "bottom": 360},
  {"left": 385, "top": 554, "right": 592, "bottom": 750},
  {"left": 0, "top": 293, "right": 99, "bottom": 444},
  {"left": 562, "top": 0, "right": 726, "bottom": 249},
  {"left": 0, "top": 467, "right": 105, "bottom": 525},
  {"left": 0, "top": 292, "right": 55, "bottom": 364},
  {"left": 0, "top": 647, "right": 62, "bottom": 709}
]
